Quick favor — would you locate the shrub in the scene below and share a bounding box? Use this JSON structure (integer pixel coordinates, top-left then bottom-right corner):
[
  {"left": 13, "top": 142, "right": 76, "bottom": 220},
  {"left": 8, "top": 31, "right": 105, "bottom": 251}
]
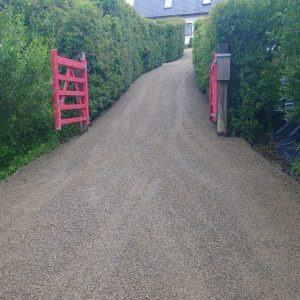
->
[
  {"left": 159, "top": 18, "right": 185, "bottom": 63},
  {"left": 192, "top": 18, "right": 214, "bottom": 94},
  {"left": 193, "top": 0, "right": 300, "bottom": 175},
  {"left": 0, "top": 8, "right": 58, "bottom": 175},
  {"left": 188, "top": 38, "right": 193, "bottom": 49},
  {"left": 0, "top": 0, "right": 185, "bottom": 180},
  {"left": 274, "top": 0, "right": 300, "bottom": 124},
  {"left": 193, "top": 0, "right": 281, "bottom": 144}
]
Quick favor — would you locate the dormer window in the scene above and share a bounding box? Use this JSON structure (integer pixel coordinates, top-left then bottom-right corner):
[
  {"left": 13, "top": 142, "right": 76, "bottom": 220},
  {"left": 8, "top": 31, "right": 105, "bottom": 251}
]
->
[
  {"left": 203, "top": 0, "right": 211, "bottom": 4},
  {"left": 164, "top": 0, "right": 172, "bottom": 9}
]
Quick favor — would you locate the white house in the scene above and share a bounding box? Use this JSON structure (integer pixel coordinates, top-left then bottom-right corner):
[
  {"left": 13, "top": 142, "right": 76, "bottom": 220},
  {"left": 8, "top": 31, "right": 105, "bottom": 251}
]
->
[{"left": 132, "top": 0, "right": 220, "bottom": 45}]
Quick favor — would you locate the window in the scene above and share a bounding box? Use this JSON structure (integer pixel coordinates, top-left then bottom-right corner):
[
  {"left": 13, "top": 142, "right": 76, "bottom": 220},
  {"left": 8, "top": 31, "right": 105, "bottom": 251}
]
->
[
  {"left": 185, "top": 23, "right": 193, "bottom": 36},
  {"left": 203, "top": 0, "right": 211, "bottom": 4},
  {"left": 164, "top": 0, "right": 172, "bottom": 9}
]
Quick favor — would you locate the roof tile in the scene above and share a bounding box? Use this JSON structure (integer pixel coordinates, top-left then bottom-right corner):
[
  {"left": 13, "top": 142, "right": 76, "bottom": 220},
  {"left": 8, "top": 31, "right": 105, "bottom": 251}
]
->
[{"left": 133, "top": 0, "right": 220, "bottom": 18}]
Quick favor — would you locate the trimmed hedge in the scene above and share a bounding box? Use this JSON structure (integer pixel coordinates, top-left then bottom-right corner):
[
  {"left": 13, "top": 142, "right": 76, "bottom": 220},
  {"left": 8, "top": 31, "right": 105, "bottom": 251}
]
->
[
  {"left": 0, "top": 0, "right": 185, "bottom": 180},
  {"left": 158, "top": 18, "right": 185, "bottom": 63},
  {"left": 275, "top": 0, "right": 300, "bottom": 124},
  {"left": 193, "top": 0, "right": 299, "bottom": 145}
]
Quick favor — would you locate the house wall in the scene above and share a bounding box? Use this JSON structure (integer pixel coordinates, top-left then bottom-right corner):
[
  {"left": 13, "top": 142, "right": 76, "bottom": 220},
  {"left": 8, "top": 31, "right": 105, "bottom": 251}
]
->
[
  {"left": 152, "top": 14, "right": 206, "bottom": 46},
  {"left": 184, "top": 14, "right": 205, "bottom": 45}
]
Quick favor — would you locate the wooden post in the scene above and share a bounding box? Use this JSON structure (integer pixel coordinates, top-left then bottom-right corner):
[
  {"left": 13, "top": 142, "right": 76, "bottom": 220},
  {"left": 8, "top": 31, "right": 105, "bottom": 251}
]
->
[
  {"left": 80, "top": 52, "right": 89, "bottom": 134},
  {"left": 217, "top": 44, "right": 231, "bottom": 136},
  {"left": 217, "top": 82, "right": 228, "bottom": 136}
]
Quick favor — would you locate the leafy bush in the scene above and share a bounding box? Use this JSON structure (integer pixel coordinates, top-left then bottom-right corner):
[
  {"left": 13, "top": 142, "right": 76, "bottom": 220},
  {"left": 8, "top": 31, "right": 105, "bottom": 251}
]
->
[
  {"left": 274, "top": 0, "right": 300, "bottom": 124},
  {"left": 188, "top": 38, "right": 193, "bottom": 49},
  {"left": 0, "top": 8, "right": 58, "bottom": 175},
  {"left": 0, "top": 0, "right": 184, "bottom": 180},
  {"left": 159, "top": 18, "right": 185, "bottom": 63},
  {"left": 192, "top": 18, "right": 213, "bottom": 94},
  {"left": 193, "top": 0, "right": 300, "bottom": 176},
  {"left": 193, "top": 0, "right": 281, "bottom": 144}
]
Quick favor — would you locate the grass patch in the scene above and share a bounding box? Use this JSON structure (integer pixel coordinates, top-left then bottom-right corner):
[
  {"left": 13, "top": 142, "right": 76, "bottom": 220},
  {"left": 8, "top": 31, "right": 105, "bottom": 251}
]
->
[
  {"left": 0, "top": 137, "right": 58, "bottom": 182},
  {"left": 291, "top": 158, "right": 300, "bottom": 180}
]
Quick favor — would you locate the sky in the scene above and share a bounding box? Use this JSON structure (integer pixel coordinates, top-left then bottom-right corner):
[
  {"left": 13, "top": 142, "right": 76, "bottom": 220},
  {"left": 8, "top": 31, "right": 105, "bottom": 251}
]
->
[{"left": 126, "top": 0, "right": 134, "bottom": 5}]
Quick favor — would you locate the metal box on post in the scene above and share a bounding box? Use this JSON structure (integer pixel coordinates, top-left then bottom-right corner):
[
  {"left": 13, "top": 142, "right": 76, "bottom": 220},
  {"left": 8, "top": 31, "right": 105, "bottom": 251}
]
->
[{"left": 217, "top": 53, "right": 231, "bottom": 81}]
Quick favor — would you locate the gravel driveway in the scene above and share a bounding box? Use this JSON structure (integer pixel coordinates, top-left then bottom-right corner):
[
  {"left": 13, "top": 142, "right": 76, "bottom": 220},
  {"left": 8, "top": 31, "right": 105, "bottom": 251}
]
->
[{"left": 0, "top": 49, "right": 299, "bottom": 299}]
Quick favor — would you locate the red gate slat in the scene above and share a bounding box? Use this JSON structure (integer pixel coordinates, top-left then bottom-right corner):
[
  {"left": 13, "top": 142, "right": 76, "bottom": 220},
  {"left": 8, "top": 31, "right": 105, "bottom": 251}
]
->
[
  {"left": 60, "top": 116, "right": 87, "bottom": 125},
  {"left": 58, "top": 90, "right": 85, "bottom": 97},
  {"left": 56, "top": 56, "right": 86, "bottom": 69},
  {"left": 61, "top": 104, "right": 86, "bottom": 110},
  {"left": 58, "top": 74, "right": 85, "bottom": 83}
]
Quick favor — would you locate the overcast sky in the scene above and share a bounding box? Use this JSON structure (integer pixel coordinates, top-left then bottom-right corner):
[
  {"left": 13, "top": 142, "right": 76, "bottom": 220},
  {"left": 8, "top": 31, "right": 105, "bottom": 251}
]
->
[{"left": 126, "top": 0, "right": 134, "bottom": 5}]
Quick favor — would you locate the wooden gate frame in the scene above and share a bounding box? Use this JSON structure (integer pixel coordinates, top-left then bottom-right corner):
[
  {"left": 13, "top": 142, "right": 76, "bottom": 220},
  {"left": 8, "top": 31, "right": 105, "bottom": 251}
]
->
[{"left": 51, "top": 49, "right": 90, "bottom": 130}]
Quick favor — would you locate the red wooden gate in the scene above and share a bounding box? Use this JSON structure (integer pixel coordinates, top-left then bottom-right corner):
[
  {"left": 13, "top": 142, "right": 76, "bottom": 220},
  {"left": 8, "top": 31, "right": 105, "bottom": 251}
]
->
[
  {"left": 209, "top": 52, "right": 218, "bottom": 122},
  {"left": 51, "top": 49, "right": 90, "bottom": 130}
]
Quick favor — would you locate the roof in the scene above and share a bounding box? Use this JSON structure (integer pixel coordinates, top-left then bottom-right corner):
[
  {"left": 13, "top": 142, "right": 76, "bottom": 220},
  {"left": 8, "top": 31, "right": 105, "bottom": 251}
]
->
[{"left": 133, "top": 0, "right": 219, "bottom": 18}]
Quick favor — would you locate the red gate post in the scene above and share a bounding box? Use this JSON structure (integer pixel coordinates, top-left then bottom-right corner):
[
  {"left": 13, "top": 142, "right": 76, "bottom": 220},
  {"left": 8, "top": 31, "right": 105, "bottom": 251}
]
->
[
  {"left": 82, "top": 52, "right": 90, "bottom": 128},
  {"left": 209, "top": 52, "right": 218, "bottom": 122},
  {"left": 51, "top": 49, "right": 61, "bottom": 130}
]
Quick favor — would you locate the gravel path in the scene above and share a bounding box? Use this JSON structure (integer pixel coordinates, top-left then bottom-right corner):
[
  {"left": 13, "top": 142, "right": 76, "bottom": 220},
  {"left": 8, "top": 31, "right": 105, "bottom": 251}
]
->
[{"left": 0, "top": 49, "right": 299, "bottom": 299}]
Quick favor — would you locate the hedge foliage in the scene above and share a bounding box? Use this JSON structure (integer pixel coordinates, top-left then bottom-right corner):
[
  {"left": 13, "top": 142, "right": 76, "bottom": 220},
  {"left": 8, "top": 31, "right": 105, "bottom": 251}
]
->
[
  {"left": 0, "top": 0, "right": 185, "bottom": 179},
  {"left": 193, "top": 0, "right": 299, "bottom": 144}
]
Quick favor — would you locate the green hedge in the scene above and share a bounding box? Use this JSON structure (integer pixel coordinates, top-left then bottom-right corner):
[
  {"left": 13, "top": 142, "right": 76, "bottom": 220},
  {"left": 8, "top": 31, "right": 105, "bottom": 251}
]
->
[
  {"left": 158, "top": 18, "right": 185, "bottom": 63},
  {"left": 0, "top": 0, "right": 185, "bottom": 180},
  {"left": 275, "top": 0, "right": 300, "bottom": 124},
  {"left": 193, "top": 0, "right": 299, "bottom": 144}
]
